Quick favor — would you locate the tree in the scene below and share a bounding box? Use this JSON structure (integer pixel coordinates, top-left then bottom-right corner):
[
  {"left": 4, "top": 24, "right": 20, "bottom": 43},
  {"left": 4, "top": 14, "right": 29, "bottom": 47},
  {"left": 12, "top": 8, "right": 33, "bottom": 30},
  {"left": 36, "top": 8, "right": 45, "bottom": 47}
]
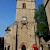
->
[{"left": 34, "top": 4, "right": 49, "bottom": 38}]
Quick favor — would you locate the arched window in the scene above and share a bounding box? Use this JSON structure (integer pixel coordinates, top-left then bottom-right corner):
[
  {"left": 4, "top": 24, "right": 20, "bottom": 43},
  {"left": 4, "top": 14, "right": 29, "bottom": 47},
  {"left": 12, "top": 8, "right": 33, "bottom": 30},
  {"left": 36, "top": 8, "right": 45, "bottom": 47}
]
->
[
  {"left": 21, "top": 45, "right": 26, "bottom": 50},
  {"left": 7, "top": 45, "right": 10, "bottom": 50},
  {"left": 23, "top": 3, "right": 26, "bottom": 9},
  {"left": 5, "top": 47, "right": 6, "bottom": 50}
]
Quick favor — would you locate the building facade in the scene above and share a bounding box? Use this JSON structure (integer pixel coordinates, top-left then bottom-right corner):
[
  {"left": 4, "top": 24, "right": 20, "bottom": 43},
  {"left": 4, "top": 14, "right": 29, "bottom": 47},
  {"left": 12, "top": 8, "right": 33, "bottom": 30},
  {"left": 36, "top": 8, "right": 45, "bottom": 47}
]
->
[
  {"left": 0, "top": 37, "right": 4, "bottom": 50},
  {"left": 4, "top": 0, "right": 36, "bottom": 50},
  {"left": 43, "top": 0, "right": 50, "bottom": 32},
  {"left": 42, "top": 0, "right": 50, "bottom": 50}
]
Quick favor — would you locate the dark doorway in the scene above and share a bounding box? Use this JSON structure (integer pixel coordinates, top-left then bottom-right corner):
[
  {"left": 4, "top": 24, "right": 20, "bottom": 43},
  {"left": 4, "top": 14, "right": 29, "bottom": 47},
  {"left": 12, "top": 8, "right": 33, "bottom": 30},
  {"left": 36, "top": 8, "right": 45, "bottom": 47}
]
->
[
  {"left": 21, "top": 45, "right": 26, "bottom": 50},
  {"left": 8, "top": 45, "right": 10, "bottom": 50},
  {"left": 5, "top": 47, "right": 6, "bottom": 50}
]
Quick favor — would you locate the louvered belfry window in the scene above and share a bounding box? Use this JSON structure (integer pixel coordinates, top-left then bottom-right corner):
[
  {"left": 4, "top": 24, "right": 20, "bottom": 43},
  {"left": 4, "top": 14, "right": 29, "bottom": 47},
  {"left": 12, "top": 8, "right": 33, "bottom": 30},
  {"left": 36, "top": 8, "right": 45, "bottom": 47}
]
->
[{"left": 23, "top": 3, "right": 26, "bottom": 9}]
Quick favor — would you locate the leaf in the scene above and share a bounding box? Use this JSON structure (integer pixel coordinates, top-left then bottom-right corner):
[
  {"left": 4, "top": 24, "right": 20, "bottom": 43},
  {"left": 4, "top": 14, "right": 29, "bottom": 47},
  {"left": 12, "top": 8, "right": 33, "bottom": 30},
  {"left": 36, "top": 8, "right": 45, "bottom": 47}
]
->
[{"left": 34, "top": 4, "right": 49, "bottom": 37}]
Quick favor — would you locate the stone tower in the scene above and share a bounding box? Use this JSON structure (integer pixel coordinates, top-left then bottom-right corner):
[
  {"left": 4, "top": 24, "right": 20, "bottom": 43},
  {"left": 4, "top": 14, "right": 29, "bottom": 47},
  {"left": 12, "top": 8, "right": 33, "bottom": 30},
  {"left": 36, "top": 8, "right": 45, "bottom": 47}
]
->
[
  {"left": 16, "top": 0, "right": 36, "bottom": 50},
  {"left": 4, "top": 0, "right": 36, "bottom": 50}
]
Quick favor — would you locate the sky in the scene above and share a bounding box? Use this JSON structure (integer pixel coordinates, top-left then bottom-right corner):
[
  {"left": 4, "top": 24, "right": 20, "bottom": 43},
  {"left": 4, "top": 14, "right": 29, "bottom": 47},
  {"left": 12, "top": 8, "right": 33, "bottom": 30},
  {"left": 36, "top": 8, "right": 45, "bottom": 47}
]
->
[{"left": 0, "top": 0, "right": 43, "bottom": 37}]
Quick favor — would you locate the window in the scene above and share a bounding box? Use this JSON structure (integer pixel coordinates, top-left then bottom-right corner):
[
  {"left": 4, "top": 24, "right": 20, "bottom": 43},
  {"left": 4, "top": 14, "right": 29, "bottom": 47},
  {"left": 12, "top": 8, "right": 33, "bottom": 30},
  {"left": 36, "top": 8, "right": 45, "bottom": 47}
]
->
[
  {"left": 5, "top": 47, "right": 6, "bottom": 50},
  {"left": 7, "top": 45, "right": 10, "bottom": 50},
  {"left": 23, "top": 3, "right": 26, "bottom": 9},
  {"left": 21, "top": 45, "right": 26, "bottom": 50}
]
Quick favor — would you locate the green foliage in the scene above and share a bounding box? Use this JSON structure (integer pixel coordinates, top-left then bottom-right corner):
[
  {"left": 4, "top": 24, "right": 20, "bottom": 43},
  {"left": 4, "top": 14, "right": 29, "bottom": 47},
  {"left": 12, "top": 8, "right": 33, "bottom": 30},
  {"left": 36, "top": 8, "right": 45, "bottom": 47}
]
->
[{"left": 34, "top": 4, "right": 49, "bottom": 37}]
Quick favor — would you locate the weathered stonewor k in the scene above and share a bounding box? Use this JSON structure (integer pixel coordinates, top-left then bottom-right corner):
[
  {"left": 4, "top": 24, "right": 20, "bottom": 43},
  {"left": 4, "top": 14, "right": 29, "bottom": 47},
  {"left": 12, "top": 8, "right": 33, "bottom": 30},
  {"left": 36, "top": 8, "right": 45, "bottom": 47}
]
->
[{"left": 4, "top": 0, "right": 36, "bottom": 50}]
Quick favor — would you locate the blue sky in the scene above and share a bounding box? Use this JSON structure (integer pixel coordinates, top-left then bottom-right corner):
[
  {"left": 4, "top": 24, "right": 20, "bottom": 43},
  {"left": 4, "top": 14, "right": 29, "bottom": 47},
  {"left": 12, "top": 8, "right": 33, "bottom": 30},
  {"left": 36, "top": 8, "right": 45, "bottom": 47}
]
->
[{"left": 0, "top": 0, "right": 43, "bottom": 37}]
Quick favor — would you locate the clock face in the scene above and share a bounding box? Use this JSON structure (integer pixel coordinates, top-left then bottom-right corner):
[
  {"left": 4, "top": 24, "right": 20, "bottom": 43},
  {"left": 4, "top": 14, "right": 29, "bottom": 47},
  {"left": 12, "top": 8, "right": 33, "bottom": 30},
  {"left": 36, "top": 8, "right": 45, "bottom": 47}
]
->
[{"left": 22, "top": 17, "right": 27, "bottom": 21}]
